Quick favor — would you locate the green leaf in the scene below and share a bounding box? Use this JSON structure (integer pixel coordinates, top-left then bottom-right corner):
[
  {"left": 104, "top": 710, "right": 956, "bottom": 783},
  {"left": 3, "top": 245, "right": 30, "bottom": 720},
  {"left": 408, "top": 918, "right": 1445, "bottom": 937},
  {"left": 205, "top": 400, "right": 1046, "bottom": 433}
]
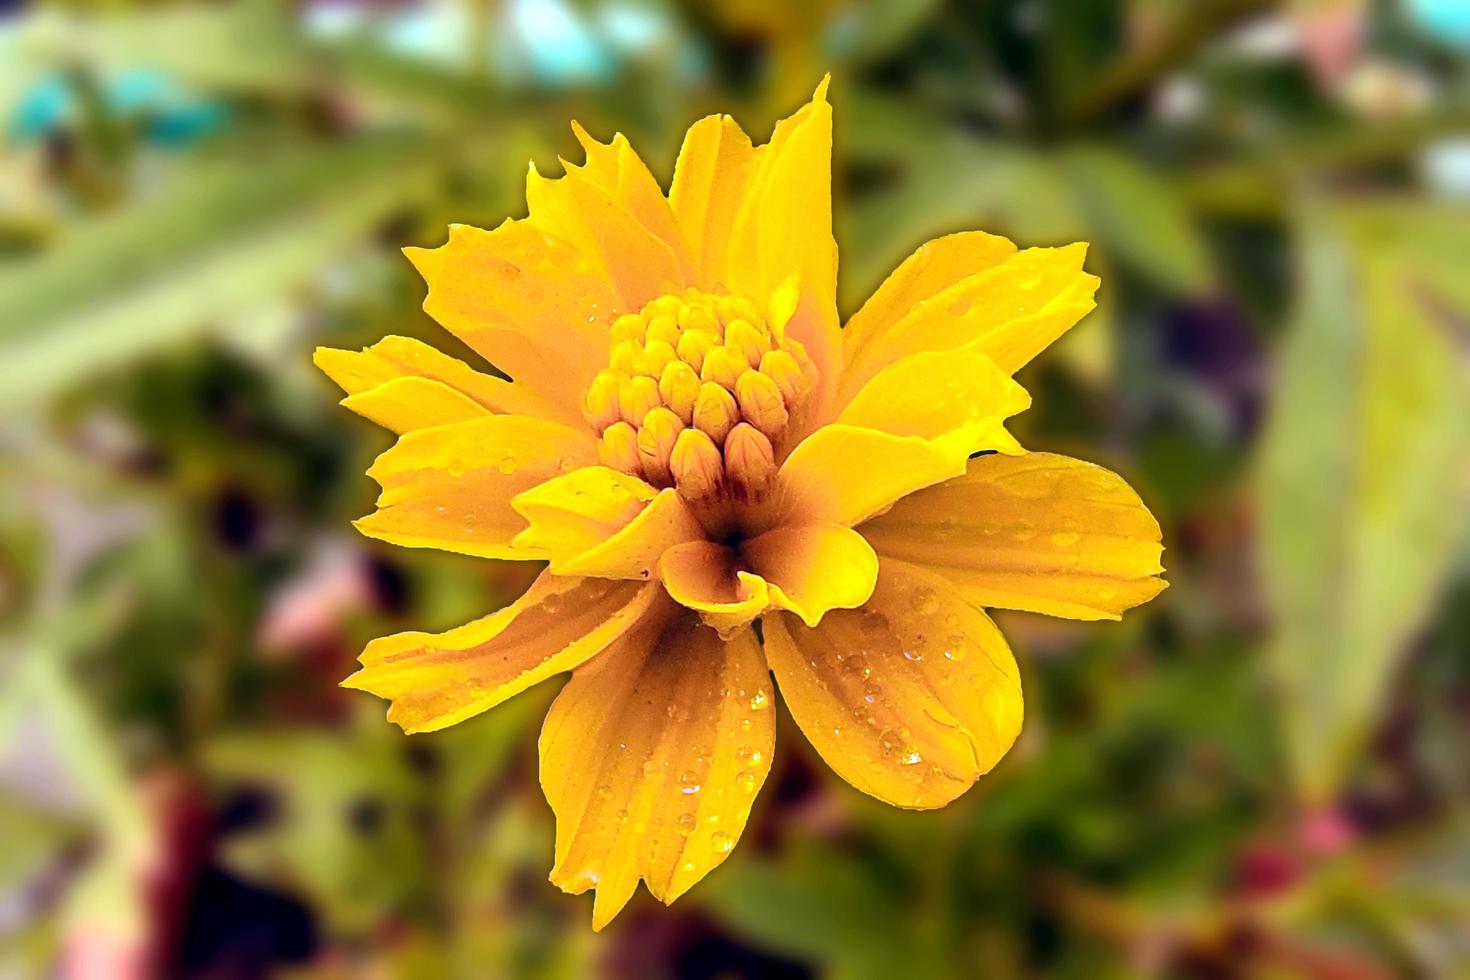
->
[
  {"left": 0, "top": 134, "right": 438, "bottom": 408},
  {"left": 1259, "top": 202, "right": 1470, "bottom": 802},
  {"left": 1061, "top": 145, "right": 1213, "bottom": 294}
]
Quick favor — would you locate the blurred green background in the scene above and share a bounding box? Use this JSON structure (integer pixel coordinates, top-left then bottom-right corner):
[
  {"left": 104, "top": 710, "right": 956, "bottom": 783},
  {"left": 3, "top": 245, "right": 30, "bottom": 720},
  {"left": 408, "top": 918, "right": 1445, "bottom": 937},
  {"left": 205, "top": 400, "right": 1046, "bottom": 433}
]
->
[{"left": 3, "top": 0, "right": 1470, "bottom": 976}]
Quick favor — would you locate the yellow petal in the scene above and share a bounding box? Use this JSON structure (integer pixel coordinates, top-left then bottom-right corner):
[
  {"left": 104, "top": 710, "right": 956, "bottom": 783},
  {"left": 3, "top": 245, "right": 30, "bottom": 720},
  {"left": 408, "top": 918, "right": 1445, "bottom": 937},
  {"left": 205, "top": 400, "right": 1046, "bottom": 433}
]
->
[
  {"left": 541, "top": 614, "right": 774, "bottom": 929},
  {"left": 740, "top": 523, "right": 878, "bottom": 627},
  {"left": 339, "top": 376, "right": 488, "bottom": 434},
  {"left": 345, "top": 573, "right": 662, "bottom": 733},
  {"left": 861, "top": 453, "right": 1166, "bottom": 620},
  {"left": 775, "top": 424, "right": 965, "bottom": 527},
  {"left": 355, "top": 415, "right": 596, "bottom": 560},
  {"left": 836, "top": 343, "right": 1032, "bottom": 457},
  {"left": 843, "top": 230, "right": 1018, "bottom": 356},
  {"left": 313, "top": 335, "right": 571, "bottom": 425},
  {"left": 725, "top": 78, "right": 841, "bottom": 427},
  {"left": 658, "top": 540, "right": 771, "bottom": 637},
  {"left": 403, "top": 222, "right": 616, "bottom": 417},
  {"left": 762, "top": 559, "right": 1022, "bottom": 809},
  {"left": 571, "top": 124, "right": 692, "bottom": 273},
  {"left": 511, "top": 467, "right": 705, "bottom": 579},
  {"left": 526, "top": 159, "right": 687, "bottom": 311},
  {"left": 668, "top": 113, "right": 758, "bottom": 288},
  {"left": 839, "top": 243, "right": 1099, "bottom": 402}
]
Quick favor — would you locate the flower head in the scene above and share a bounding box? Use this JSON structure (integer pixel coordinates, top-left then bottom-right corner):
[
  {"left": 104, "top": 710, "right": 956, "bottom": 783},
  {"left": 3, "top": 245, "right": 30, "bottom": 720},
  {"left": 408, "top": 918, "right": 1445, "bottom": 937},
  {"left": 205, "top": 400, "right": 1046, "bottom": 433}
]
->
[{"left": 315, "top": 77, "right": 1165, "bottom": 929}]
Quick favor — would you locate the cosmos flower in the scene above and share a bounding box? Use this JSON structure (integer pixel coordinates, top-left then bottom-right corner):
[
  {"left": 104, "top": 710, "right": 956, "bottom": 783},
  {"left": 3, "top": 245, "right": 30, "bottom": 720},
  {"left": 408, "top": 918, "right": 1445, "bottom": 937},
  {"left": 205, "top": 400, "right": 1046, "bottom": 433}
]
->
[{"left": 315, "top": 78, "right": 1165, "bottom": 929}]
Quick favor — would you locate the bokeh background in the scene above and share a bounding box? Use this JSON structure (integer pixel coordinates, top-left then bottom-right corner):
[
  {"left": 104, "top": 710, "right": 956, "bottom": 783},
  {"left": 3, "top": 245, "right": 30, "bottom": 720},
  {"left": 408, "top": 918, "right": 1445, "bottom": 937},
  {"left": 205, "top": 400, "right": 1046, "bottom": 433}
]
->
[{"left": 3, "top": 0, "right": 1470, "bottom": 976}]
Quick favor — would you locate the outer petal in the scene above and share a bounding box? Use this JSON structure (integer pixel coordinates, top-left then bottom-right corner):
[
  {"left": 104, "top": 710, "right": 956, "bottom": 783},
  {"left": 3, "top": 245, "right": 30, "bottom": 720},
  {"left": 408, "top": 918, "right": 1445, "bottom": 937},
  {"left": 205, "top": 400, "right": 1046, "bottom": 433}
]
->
[
  {"left": 725, "top": 78, "right": 841, "bottom": 427},
  {"left": 861, "top": 452, "right": 1166, "bottom": 620},
  {"left": 658, "top": 540, "right": 772, "bottom": 637},
  {"left": 313, "top": 335, "right": 572, "bottom": 428},
  {"left": 570, "top": 124, "right": 693, "bottom": 273},
  {"left": 835, "top": 343, "right": 1032, "bottom": 456},
  {"left": 403, "top": 222, "right": 616, "bottom": 417},
  {"left": 344, "top": 574, "right": 662, "bottom": 733},
  {"left": 842, "top": 231, "right": 1018, "bottom": 355},
  {"left": 355, "top": 415, "right": 596, "bottom": 560},
  {"left": 541, "top": 614, "right": 775, "bottom": 930},
  {"left": 762, "top": 559, "right": 1023, "bottom": 809},
  {"left": 338, "top": 376, "right": 488, "bottom": 434},
  {"left": 526, "top": 157, "right": 687, "bottom": 311},
  {"left": 511, "top": 467, "right": 705, "bottom": 579},
  {"left": 740, "top": 523, "right": 878, "bottom": 627},
  {"left": 668, "top": 113, "right": 758, "bottom": 288},
  {"left": 839, "top": 243, "right": 1100, "bottom": 403}
]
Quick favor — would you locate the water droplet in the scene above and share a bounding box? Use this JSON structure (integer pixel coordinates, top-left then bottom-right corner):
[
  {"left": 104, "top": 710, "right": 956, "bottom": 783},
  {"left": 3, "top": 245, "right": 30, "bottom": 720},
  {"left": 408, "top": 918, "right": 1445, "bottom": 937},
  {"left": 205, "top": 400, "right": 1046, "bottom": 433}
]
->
[
  {"left": 711, "top": 831, "right": 733, "bottom": 853},
  {"left": 748, "top": 690, "right": 768, "bottom": 711},
  {"left": 859, "top": 610, "right": 888, "bottom": 634},
  {"left": 675, "top": 812, "right": 697, "bottom": 834},
  {"left": 943, "top": 634, "right": 968, "bottom": 662},
  {"left": 1050, "top": 530, "right": 1081, "bottom": 547},
  {"left": 735, "top": 769, "right": 758, "bottom": 793},
  {"left": 899, "top": 750, "right": 923, "bottom": 766},
  {"left": 448, "top": 459, "right": 466, "bottom": 477},
  {"left": 863, "top": 681, "right": 882, "bottom": 704},
  {"left": 878, "top": 729, "right": 903, "bottom": 757},
  {"left": 642, "top": 760, "right": 662, "bottom": 778},
  {"left": 902, "top": 648, "right": 923, "bottom": 662},
  {"left": 496, "top": 455, "right": 518, "bottom": 475},
  {"left": 677, "top": 771, "right": 702, "bottom": 795}
]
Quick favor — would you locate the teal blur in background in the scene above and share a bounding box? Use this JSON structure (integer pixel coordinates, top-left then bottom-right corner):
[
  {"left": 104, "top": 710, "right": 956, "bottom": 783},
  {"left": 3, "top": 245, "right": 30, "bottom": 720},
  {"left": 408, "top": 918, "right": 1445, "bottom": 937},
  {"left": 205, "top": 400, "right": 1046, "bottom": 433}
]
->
[{"left": 2, "top": 0, "right": 1469, "bottom": 976}]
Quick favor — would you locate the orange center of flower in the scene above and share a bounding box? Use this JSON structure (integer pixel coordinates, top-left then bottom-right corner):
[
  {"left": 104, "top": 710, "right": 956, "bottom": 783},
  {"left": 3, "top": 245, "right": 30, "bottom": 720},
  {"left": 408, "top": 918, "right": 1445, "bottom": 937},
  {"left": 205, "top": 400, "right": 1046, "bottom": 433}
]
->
[{"left": 581, "top": 289, "right": 813, "bottom": 510}]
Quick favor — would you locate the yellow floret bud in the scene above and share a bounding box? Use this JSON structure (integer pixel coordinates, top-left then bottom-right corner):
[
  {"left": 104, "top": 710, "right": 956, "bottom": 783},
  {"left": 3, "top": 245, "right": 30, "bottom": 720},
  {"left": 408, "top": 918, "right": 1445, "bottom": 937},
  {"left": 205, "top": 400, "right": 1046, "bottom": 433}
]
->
[
  {"left": 723, "top": 423, "right": 776, "bottom": 498},
  {"left": 658, "top": 361, "right": 700, "bottom": 425},
  {"left": 635, "top": 407, "right": 684, "bottom": 487},
  {"left": 724, "top": 318, "right": 771, "bottom": 367},
  {"left": 609, "top": 313, "right": 645, "bottom": 346},
  {"left": 618, "top": 375, "right": 661, "bottom": 426},
  {"left": 692, "top": 381, "right": 739, "bottom": 445},
  {"left": 758, "top": 349, "right": 805, "bottom": 405},
  {"left": 642, "top": 339, "right": 677, "bottom": 377},
  {"left": 700, "top": 345, "right": 747, "bottom": 390},
  {"left": 583, "top": 287, "right": 815, "bottom": 506},
  {"left": 610, "top": 339, "right": 642, "bottom": 375},
  {"left": 584, "top": 371, "right": 624, "bottom": 432},
  {"left": 599, "top": 421, "right": 641, "bottom": 476},
  {"left": 734, "top": 370, "right": 789, "bottom": 442},
  {"left": 676, "top": 330, "right": 717, "bottom": 374},
  {"left": 646, "top": 314, "right": 681, "bottom": 349},
  {"left": 678, "top": 304, "right": 718, "bottom": 336},
  {"left": 669, "top": 427, "right": 723, "bottom": 499}
]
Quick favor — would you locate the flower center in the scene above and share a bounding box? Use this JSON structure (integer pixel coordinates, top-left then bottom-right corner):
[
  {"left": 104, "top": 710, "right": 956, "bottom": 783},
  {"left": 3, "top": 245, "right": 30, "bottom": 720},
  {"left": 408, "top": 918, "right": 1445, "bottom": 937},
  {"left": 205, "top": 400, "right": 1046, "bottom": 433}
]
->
[{"left": 582, "top": 289, "right": 814, "bottom": 510}]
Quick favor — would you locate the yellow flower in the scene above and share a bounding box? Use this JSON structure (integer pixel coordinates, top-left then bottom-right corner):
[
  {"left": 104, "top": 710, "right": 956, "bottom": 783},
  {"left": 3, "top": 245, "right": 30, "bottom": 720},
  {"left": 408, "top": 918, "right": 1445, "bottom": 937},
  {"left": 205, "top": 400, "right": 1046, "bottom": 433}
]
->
[{"left": 315, "top": 77, "right": 1166, "bottom": 929}]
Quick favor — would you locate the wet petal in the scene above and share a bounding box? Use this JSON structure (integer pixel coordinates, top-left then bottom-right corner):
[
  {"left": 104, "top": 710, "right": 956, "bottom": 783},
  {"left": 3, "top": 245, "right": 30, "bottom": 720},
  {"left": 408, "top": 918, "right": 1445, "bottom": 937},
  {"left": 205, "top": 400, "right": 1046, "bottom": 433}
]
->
[
  {"left": 314, "top": 335, "right": 572, "bottom": 427},
  {"left": 843, "top": 230, "right": 1018, "bottom": 356},
  {"left": 669, "top": 113, "right": 758, "bottom": 288},
  {"left": 840, "top": 243, "right": 1099, "bottom": 402},
  {"left": 741, "top": 523, "right": 878, "bottom": 627},
  {"left": 835, "top": 342, "right": 1032, "bottom": 457},
  {"left": 541, "top": 614, "right": 774, "bottom": 930},
  {"left": 775, "top": 424, "right": 965, "bottom": 527},
  {"left": 861, "top": 452, "right": 1167, "bottom": 620},
  {"left": 511, "top": 467, "right": 705, "bottom": 579},
  {"left": 725, "top": 78, "right": 841, "bottom": 426},
  {"left": 404, "top": 222, "right": 616, "bottom": 417},
  {"left": 345, "top": 574, "right": 661, "bottom": 733},
  {"left": 526, "top": 158, "right": 687, "bottom": 311},
  {"left": 658, "top": 540, "right": 772, "bottom": 636},
  {"left": 762, "top": 559, "right": 1022, "bottom": 809},
  {"left": 355, "top": 415, "right": 596, "bottom": 560}
]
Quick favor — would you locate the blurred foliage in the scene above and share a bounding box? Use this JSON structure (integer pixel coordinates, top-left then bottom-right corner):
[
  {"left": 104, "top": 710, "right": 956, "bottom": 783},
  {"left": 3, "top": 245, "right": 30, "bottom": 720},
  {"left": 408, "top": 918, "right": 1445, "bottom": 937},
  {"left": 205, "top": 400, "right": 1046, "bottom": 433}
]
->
[{"left": 3, "top": 0, "right": 1470, "bottom": 976}]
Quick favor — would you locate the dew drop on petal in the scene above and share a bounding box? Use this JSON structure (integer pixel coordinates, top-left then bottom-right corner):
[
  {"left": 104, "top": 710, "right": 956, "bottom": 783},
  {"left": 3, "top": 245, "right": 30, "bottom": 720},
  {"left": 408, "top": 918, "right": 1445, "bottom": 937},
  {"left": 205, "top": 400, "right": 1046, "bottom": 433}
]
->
[
  {"left": 711, "top": 831, "right": 733, "bottom": 853},
  {"left": 677, "top": 771, "right": 702, "bottom": 795}
]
